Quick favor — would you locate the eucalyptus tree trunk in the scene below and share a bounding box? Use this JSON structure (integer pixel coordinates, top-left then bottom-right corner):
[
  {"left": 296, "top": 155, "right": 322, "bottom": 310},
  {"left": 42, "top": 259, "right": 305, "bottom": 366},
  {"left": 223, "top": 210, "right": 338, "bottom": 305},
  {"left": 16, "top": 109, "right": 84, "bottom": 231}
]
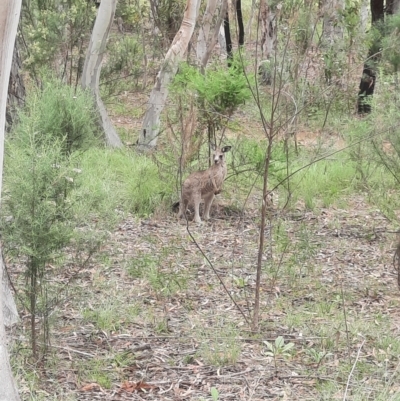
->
[
  {"left": 196, "top": 0, "right": 219, "bottom": 63},
  {"left": 196, "top": 0, "right": 228, "bottom": 68},
  {"left": 0, "top": 1, "right": 22, "bottom": 400},
  {"left": 259, "top": 0, "right": 279, "bottom": 59},
  {"left": 246, "top": 0, "right": 256, "bottom": 39},
  {"left": 137, "top": 0, "right": 201, "bottom": 151},
  {"left": 6, "top": 41, "right": 25, "bottom": 132},
  {"left": 218, "top": 24, "right": 227, "bottom": 56},
  {"left": 360, "top": 0, "right": 369, "bottom": 32},
  {"left": 81, "top": 0, "right": 122, "bottom": 148},
  {"left": 370, "top": 0, "right": 384, "bottom": 21},
  {"left": 321, "top": 0, "right": 345, "bottom": 46}
]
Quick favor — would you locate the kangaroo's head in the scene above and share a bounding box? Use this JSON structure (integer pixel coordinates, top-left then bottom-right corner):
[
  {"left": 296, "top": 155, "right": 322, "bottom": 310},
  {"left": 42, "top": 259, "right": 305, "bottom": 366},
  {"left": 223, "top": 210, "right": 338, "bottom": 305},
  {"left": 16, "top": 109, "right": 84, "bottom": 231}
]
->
[{"left": 210, "top": 143, "right": 232, "bottom": 166}]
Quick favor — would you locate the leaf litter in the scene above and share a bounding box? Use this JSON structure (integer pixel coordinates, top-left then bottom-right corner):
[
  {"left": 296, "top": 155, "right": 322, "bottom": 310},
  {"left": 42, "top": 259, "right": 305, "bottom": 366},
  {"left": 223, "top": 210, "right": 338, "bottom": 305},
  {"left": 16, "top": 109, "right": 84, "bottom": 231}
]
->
[{"left": 8, "top": 194, "right": 400, "bottom": 400}]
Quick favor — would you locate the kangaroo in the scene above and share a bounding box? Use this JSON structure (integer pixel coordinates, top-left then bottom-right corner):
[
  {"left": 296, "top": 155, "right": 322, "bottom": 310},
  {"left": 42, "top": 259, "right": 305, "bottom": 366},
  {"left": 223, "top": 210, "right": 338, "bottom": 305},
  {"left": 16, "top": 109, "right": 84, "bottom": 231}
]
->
[{"left": 178, "top": 144, "right": 232, "bottom": 223}]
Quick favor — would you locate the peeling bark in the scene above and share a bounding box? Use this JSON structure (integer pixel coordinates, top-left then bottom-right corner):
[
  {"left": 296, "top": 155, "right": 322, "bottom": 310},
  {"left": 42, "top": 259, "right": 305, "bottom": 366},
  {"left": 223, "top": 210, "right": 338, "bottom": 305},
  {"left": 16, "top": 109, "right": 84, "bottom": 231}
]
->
[{"left": 260, "top": 0, "right": 279, "bottom": 59}]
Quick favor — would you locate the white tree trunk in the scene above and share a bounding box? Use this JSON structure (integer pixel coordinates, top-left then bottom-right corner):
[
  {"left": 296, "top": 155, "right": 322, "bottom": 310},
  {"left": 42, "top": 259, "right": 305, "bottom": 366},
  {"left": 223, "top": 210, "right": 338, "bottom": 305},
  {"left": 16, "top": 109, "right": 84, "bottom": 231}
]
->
[
  {"left": 196, "top": 0, "right": 218, "bottom": 62},
  {"left": 260, "top": 0, "right": 280, "bottom": 59},
  {"left": 0, "top": 1, "right": 22, "bottom": 400},
  {"left": 218, "top": 24, "right": 227, "bottom": 56},
  {"left": 322, "top": 0, "right": 345, "bottom": 46},
  {"left": 199, "top": 0, "right": 228, "bottom": 68},
  {"left": 81, "top": 0, "right": 122, "bottom": 148},
  {"left": 360, "top": 0, "right": 369, "bottom": 33},
  {"left": 246, "top": 0, "right": 256, "bottom": 39},
  {"left": 6, "top": 42, "right": 25, "bottom": 132},
  {"left": 137, "top": 0, "right": 201, "bottom": 151},
  {"left": 196, "top": 0, "right": 219, "bottom": 64}
]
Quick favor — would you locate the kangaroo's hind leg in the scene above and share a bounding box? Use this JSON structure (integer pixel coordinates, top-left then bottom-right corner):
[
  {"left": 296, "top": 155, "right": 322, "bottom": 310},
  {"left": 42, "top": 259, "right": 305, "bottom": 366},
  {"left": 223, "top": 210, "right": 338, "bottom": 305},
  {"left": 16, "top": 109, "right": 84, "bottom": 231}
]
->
[
  {"left": 193, "top": 194, "right": 202, "bottom": 224},
  {"left": 203, "top": 193, "right": 215, "bottom": 221}
]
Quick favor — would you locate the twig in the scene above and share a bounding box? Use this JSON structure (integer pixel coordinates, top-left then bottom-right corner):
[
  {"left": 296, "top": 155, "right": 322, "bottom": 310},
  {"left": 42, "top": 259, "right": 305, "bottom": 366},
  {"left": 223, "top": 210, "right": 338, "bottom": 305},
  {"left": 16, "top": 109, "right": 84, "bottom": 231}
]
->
[
  {"left": 343, "top": 339, "right": 366, "bottom": 401},
  {"left": 340, "top": 278, "right": 351, "bottom": 364},
  {"left": 48, "top": 344, "right": 94, "bottom": 358}
]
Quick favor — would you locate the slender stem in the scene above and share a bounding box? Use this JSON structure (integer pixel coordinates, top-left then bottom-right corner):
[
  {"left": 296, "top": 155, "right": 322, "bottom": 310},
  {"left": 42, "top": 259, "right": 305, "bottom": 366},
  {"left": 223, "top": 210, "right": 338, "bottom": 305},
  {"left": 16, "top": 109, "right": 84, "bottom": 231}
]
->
[
  {"left": 343, "top": 339, "right": 365, "bottom": 401},
  {"left": 252, "top": 136, "right": 273, "bottom": 330},
  {"left": 30, "top": 258, "right": 37, "bottom": 360},
  {"left": 340, "top": 279, "right": 351, "bottom": 364}
]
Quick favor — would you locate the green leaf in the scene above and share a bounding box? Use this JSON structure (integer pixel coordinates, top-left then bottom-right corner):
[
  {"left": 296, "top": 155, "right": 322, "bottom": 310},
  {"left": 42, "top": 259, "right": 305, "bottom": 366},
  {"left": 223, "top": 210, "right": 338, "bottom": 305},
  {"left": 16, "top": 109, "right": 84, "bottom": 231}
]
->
[
  {"left": 211, "top": 387, "right": 219, "bottom": 401},
  {"left": 263, "top": 341, "right": 274, "bottom": 352},
  {"left": 275, "top": 336, "right": 285, "bottom": 349},
  {"left": 282, "top": 342, "right": 295, "bottom": 353}
]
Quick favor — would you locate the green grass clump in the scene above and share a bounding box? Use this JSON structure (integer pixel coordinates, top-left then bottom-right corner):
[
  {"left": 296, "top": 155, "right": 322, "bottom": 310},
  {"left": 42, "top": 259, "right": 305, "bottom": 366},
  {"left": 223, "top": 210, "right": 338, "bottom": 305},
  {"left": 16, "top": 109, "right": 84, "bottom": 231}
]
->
[
  {"left": 287, "top": 156, "right": 356, "bottom": 209},
  {"left": 69, "top": 147, "right": 176, "bottom": 218},
  {"left": 82, "top": 301, "right": 139, "bottom": 332},
  {"left": 78, "top": 359, "right": 113, "bottom": 389},
  {"left": 196, "top": 321, "right": 241, "bottom": 367}
]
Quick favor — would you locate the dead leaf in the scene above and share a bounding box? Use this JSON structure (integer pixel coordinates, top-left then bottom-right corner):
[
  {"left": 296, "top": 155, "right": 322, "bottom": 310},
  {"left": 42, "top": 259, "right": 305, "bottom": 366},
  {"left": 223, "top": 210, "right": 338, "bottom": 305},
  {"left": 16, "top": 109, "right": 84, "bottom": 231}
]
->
[
  {"left": 80, "top": 383, "right": 100, "bottom": 391},
  {"left": 119, "top": 381, "right": 156, "bottom": 393}
]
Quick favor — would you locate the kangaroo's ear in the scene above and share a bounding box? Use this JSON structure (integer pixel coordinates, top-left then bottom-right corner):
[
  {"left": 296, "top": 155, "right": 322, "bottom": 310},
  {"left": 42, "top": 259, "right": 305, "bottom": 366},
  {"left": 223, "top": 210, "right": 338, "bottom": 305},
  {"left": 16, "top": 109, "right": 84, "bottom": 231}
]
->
[
  {"left": 209, "top": 142, "right": 217, "bottom": 151},
  {"left": 222, "top": 146, "right": 232, "bottom": 153}
]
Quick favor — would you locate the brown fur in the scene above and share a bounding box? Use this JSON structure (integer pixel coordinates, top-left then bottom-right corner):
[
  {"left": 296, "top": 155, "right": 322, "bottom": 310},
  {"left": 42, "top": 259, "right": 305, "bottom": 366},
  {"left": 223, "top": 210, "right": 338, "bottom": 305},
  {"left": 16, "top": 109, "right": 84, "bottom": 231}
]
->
[{"left": 178, "top": 145, "right": 231, "bottom": 223}]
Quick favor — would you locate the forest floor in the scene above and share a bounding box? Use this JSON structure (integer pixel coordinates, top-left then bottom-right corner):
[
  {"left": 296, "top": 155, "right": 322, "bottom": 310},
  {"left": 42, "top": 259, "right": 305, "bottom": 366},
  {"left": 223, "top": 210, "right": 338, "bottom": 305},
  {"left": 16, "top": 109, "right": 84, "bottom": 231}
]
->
[{"left": 11, "top": 183, "right": 400, "bottom": 400}]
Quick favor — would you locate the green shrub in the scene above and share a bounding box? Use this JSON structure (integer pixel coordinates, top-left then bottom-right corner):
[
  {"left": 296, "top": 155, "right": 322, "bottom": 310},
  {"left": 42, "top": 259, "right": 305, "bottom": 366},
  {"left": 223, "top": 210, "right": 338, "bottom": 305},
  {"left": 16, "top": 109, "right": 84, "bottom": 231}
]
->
[
  {"left": 102, "top": 36, "right": 144, "bottom": 95},
  {"left": 173, "top": 57, "right": 252, "bottom": 117},
  {"left": 1, "top": 132, "right": 83, "bottom": 358},
  {"left": 116, "top": 0, "right": 148, "bottom": 28},
  {"left": 2, "top": 134, "right": 77, "bottom": 258},
  {"left": 1, "top": 80, "right": 104, "bottom": 359},
  {"left": 22, "top": 0, "right": 96, "bottom": 80},
  {"left": 15, "top": 78, "right": 101, "bottom": 154}
]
